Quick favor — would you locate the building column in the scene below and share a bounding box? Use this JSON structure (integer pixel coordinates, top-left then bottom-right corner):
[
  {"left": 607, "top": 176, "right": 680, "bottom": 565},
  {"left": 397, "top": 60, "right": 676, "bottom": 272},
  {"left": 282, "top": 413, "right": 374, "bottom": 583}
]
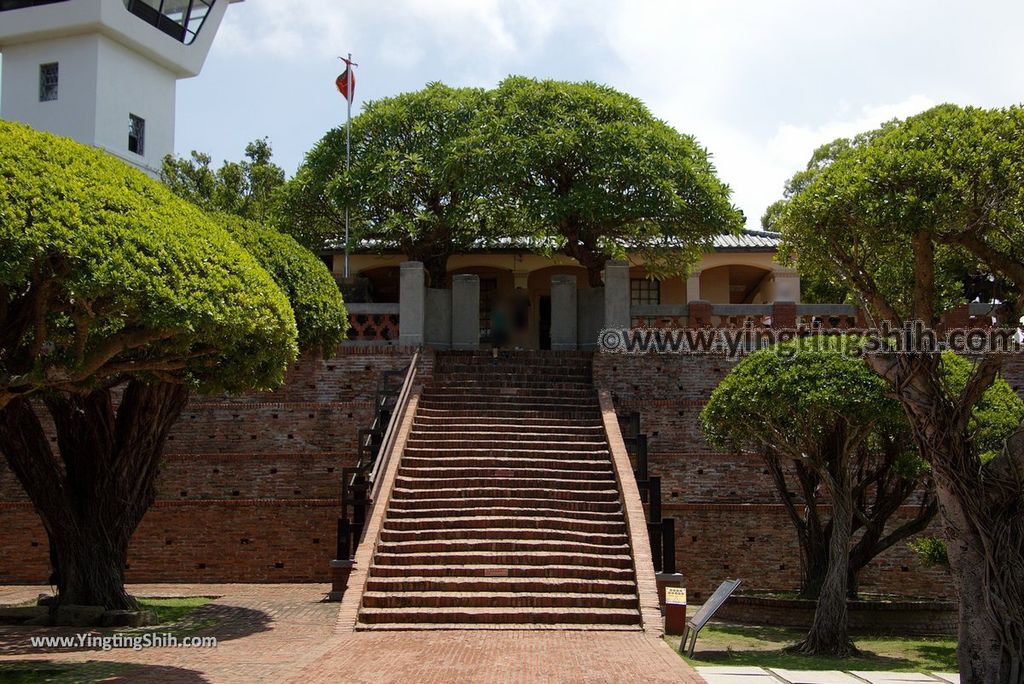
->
[
  {"left": 550, "top": 275, "right": 578, "bottom": 350},
  {"left": 603, "top": 260, "right": 630, "bottom": 330},
  {"left": 771, "top": 268, "right": 801, "bottom": 303},
  {"left": 399, "top": 261, "right": 426, "bottom": 347},
  {"left": 451, "top": 274, "right": 480, "bottom": 350},
  {"left": 686, "top": 270, "right": 702, "bottom": 302}
]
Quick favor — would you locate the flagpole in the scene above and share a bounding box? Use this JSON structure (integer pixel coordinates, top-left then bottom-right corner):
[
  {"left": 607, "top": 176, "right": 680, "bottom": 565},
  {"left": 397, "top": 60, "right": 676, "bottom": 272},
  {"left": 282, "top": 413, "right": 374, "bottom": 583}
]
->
[{"left": 344, "top": 52, "right": 353, "bottom": 279}]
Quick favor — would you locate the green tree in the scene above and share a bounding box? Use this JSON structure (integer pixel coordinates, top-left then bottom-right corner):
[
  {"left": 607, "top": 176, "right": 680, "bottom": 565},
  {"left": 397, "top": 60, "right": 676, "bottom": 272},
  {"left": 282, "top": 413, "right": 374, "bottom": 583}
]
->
[
  {"left": 474, "top": 76, "right": 744, "bottom": 286},
  {"left": 283, "top": 83, "right": 501, "bottom": 285},
  {"left": 702, "top": 337, "right": 931, "bottom": 656},
  {"left": 161, "top": 138, "right": 286, "bottom": 223},
  {"left": 0, "top": 122, "right": 346, "bottom": 611},
  {"left": 774, "top": 104, "right": 1024, "bottom": 680}
]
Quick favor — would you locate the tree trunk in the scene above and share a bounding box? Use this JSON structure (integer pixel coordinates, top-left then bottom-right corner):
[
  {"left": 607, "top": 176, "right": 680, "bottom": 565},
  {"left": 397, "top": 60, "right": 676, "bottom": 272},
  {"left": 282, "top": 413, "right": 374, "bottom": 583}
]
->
[
  {"left": 423, "top": 256, "right": 449, "bottom": 290},
  {"left": 788, "top": 464, "right": 857, "bottom": 656},
  {"left": 0, "top": 381, "right": 189, "bottom": 610}
]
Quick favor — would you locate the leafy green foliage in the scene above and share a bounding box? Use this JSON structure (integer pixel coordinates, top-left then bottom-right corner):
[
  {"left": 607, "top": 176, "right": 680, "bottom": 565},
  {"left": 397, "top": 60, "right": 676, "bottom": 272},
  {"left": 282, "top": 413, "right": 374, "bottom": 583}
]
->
[
  {"left": 940, "top": 352, "right": 1024, "bottom": 461},
  {"left": 0, "top": 121, "right": 298, "bottom": 396},
  {"left": 475, "top": 77, "right": 744, "bottom": 284},
  {"left": 161, "top": 138, "right": 286, "bottom": 224},
  {"left": 283, "top": 83, "right": 499, "bottom": 280},
  {"left": 213, "top": 213, "right": 348, "bottom": 353},
  {"left": 909, "top": 537, "right": 950, "bottom": 569},
  {"left": 701, "top": 337, "right": 902, "bottom": 456},
  {"left": 774, "top": 104, "right": 1024, "bottom": 324}
]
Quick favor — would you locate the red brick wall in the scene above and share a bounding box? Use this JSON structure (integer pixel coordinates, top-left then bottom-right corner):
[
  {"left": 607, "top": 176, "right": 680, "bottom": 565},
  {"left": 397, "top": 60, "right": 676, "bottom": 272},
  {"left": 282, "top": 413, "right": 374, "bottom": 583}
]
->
[
  {"left": 0, "top": 346, "right": 415, "bottom": 584},
  {"left": 595, "top": 352, "right": 955, "bottom": 600}
]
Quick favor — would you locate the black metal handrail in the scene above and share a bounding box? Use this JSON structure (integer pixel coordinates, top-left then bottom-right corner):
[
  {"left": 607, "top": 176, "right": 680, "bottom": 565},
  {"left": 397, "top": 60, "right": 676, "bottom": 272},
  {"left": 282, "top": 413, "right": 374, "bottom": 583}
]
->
[
  {"left": 336, "top": 352, "right": 419, "bottom": 561},
  {"left": 619, "top": 411, "right": 676, "bottom": 574}
]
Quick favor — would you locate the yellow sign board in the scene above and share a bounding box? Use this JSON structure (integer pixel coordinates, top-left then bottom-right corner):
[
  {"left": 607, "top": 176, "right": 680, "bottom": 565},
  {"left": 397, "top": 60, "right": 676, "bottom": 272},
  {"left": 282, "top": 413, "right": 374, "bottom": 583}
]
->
[{"left": 665, "top": 587, "right": 687, "bottom": 605}]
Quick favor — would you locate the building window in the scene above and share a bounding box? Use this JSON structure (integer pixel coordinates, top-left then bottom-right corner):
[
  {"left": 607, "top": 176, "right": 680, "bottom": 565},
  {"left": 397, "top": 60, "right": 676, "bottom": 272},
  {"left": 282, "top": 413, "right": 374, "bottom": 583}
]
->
[
  {"left": 630, "top": 278, "right": 661, "bottom": 306},
  {"left": 39, "top": 63, "right": 58, "bottom": 102},
  {"left": 128, "top": 114, "right": 145, "bottom": 156},
  {"left": 123, "top": 0, "right": 215, "bottom": 45}
]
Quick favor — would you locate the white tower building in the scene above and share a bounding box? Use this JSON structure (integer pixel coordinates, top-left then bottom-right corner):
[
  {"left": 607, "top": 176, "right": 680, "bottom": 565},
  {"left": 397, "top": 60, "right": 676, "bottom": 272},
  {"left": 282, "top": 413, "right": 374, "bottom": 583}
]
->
[{"left": 0, "top": 0, "right": 238, "bottom": 176}]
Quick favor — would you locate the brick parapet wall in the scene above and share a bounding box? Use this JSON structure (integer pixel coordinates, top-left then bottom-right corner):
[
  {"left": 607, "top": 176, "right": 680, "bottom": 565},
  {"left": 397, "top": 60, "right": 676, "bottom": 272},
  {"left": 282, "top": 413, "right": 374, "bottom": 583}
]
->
[
  {"left": 594, "top": 351, "right": 955, "bottom": 600},
  {"left": 0, "top": 346, "right": 415, "bottom": 584}
]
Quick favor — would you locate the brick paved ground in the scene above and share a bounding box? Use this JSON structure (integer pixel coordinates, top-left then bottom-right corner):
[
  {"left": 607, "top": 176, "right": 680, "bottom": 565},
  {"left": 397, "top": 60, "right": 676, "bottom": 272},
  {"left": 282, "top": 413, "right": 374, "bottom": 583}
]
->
[{"left": 0, "top": 583, "right": 702, "bottom": 683}]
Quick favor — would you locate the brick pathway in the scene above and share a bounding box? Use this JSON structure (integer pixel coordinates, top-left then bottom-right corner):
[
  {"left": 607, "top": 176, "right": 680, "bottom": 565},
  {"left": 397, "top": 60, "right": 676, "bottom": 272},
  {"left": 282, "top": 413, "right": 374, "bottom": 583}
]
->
[{"left": 0, "top": 583, "right": 703, "bottom": 683}]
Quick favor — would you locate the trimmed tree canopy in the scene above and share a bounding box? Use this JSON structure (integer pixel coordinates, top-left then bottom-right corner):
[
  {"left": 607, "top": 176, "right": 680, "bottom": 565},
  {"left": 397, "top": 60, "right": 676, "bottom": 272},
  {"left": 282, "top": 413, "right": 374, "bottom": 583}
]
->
[
  {"left": 283, "top": 82, "right": 496, "bottom": 284},
  {"left": 0, "top": 121, "right": 343, "bottom": 406},
  {"left": 476, "top": 76, "right": 744, "bottom": 284}
]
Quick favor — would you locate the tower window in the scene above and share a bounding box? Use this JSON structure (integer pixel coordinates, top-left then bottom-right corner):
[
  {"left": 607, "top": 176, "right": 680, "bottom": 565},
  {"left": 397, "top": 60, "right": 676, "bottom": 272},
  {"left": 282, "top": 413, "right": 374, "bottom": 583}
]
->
[
  {"left": 128, "top": 114, "right": 145, "bottom": 156},
  {"left": 39, "top": 63, "right": 59, "bottom": 102}
]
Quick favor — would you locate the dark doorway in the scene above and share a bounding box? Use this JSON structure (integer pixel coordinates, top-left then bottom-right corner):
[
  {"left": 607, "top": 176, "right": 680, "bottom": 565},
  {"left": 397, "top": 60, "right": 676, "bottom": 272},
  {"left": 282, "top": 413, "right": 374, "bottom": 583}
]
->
[{"left": 539, "top": 296, "right": 552, "bottom": 350}]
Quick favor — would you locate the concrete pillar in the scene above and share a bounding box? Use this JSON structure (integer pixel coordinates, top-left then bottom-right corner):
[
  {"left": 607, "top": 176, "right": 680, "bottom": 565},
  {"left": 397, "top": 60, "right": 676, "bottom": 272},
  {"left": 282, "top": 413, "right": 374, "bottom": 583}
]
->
[
  {"left": 603, "top": 260, "right": 630, "bottom": 330},
  {"left": 451, "top": 274, "right": 480, "bottom": 350},
  {"left": 550, "top": 275, "right": 578, "bottom": 350},
  {"left": 399, "top": 261, "right": 426, "bottom": 347},
  {"left": 686, "top": 270, "right": 702, "bottom": 302},
  {"left": 771, "top": 268, "right": 801, "bottom": 303}
]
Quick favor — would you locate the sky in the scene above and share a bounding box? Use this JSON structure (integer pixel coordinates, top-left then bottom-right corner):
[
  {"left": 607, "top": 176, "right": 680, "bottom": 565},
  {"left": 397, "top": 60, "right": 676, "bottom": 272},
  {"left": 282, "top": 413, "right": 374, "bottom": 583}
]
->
[{"left": 174, "top": 0, "right": 1024, "bottom": 229}]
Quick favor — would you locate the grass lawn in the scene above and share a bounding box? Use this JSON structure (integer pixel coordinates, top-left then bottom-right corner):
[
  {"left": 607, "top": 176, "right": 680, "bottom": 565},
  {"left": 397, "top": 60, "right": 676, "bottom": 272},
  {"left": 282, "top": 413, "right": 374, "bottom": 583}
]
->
[
  {"left": 0, "top": 596, "right": 217, "bottom": 684},
  {"left": 666, "top": 622, "right": 958, "bottom": 672}
]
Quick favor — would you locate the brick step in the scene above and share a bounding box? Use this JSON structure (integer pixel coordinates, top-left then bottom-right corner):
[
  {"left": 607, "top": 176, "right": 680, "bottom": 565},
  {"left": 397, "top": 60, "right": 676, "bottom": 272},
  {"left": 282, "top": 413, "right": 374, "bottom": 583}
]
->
[
  {"left": 401, "top": 447, "right": 610, "bottom": 459},
  {"left": 424, "top": 387, "right": 596, "bottom": 399},
  {"left": 372, "top": 550, "right": 633, "bottom": 568},
  {"left": 415, "top": 407, "right": 601, "bottom": 419},
  {"left": 404, "top": 438, "right": 608, "bottom": 451},
  {"left": 413, "top": 414, "right": 603, "bottom": 427},
  {"left": 382, "top": 514, "right": 627, "bottom": 534},
  {"left": 433, "top": 373, "right": 592, "bottom": 384},
  {"left": 366, "top": 563, "right": 635, "bottom": 581},
  {"left": 365, "top": 576, "right": 637, "bottom": 594},
  {"left": 361, "top": 591, "right": 639, "bottom": 609},
  {"left": 354, "top": 622, "right": 640, "bottom": 632},
  {"left": 417, "top": 401, "right": 598, "bottom": 413},
  {"left": 389, "top": 486, "right": 620, "bottom": 502},
  {"left": 386, "top": 499, "right": 623, "bottom": 515},
  {"left": 377, "top": 536, "right": 630, "bottom": 555},
  {"left": 356, "top": 606, "right": 638, "bottom": 626},
  {"left": 400, "top": 456, "right": 613, "bottom": 472},
  {"left": 430, "top": 380, "right": 595, "bottom": 391},
  {"left": 379, "top": 526, "right": 628, "bottom": 545},
  {"left": 397, "top": 466, "right": 614, "bottom": 481},
  {"left": 410, "top": 423, "right": 605, "bottom": 435},
  {"left": 394, "top": 476, "right": 617, "bottom": 493}
]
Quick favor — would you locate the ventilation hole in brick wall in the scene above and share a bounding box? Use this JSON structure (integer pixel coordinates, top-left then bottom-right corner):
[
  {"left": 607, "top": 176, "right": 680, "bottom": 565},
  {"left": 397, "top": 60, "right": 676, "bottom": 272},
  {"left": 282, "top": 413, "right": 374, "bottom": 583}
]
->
[
  {"left": 327, "top": 365, "right": 335, "bottom": 371},
  {"left": 293, "top": 489, "right": 301, "bottom": 495},
  {"left": 30, "top": 541, "right": 39, "bottom": 547},
  {"left": 168, "top": 435, "right": 175, "bottom": 441},
  {"left": 697, "top": 469, "right": 704, "bottom": 475},
  {"left": 125, "top": 563, "right": 130, "bottom": 570},
  {"left": 212, "top": 468, "right": 220, "bottom": 474},
  {"left": 272, "top": 414, "right": 279, "bottom": 419},
  {"left": 692, "top": 536, "right": 698, "bottom": 542},
  {"left": 287, "top": 434, "right": 294, "bottom": 440},
  {"left": 197, "top": 563, "right": 206, "bottom": 569},
  {"left": 251, "top": 435, "right": 257, "bottom": 440},
  {"left": 312, "top": 538, "right": 320, "bottom": 544},
  {"left": 240, "top": 538, "right": 250, "bottom": 545},
  {"left": 779, "top": 564, "right": 786, "bottom": 570},
  {"left": 763, "top": 469, "right": 770, "bottom": 475},
  {"left": 308, "top": 414, "right": 315, "bottom": 419},
  {"left": 347, "top": 413, "right": 353, "bottom": 419},
  {"left": 275, "top": 562, "right": 285, "bottom": 568},
  {"left": 232, "top": 490, "right": 240, "bottom": 496},
  {"left": 180, "top": 491, "right": 188, "bottom": 497},
  {"left": 901, "top": 565, "right": 910, "bottom": 572},
  {"left": 326, "top": 467, "right": 335, "bottom": 473},
  {"left": 165, "top": 539, "right": 173, "bottom": 545},
  {"left": 270, "top": 468, "right": 278, "bottom": 474},
  {"left": 723, "top": 564, "right": 730, "bottom": 570},
  {"left": 671, "top": 492, "right": 679, "bottom": 498},
  {"left": 747, "top": 536, "right": 755, "bottom": 543},
  {"left": 678, "top": 411, "right": 685, "bottom": 417},
  {"left": 232, "top": 414, "right": 239, "bottom": 419}
]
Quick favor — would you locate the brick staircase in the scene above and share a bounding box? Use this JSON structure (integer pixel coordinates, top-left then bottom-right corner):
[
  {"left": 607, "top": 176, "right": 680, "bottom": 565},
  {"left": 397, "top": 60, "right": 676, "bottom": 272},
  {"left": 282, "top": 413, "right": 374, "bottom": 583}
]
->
[{"left": 355, "top": 351, "right": 643, "bottom": 630}]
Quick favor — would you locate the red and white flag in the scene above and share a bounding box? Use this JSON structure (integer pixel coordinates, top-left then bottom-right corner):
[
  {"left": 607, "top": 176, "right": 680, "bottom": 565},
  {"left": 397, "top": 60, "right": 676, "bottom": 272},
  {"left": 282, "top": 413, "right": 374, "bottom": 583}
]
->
[{"left": 336, "top": 56, "right": 356, "bottom": 102}]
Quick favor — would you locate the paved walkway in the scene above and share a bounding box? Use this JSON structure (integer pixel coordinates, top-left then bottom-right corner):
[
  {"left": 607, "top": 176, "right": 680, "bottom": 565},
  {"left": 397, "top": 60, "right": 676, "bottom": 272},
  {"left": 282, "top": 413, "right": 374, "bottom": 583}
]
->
[
  {"left": 697, "top": 666, "right": 960, "bottom": 684},
  {"left": 0, "top": 584, "right": 702, "bottom": 683}
]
